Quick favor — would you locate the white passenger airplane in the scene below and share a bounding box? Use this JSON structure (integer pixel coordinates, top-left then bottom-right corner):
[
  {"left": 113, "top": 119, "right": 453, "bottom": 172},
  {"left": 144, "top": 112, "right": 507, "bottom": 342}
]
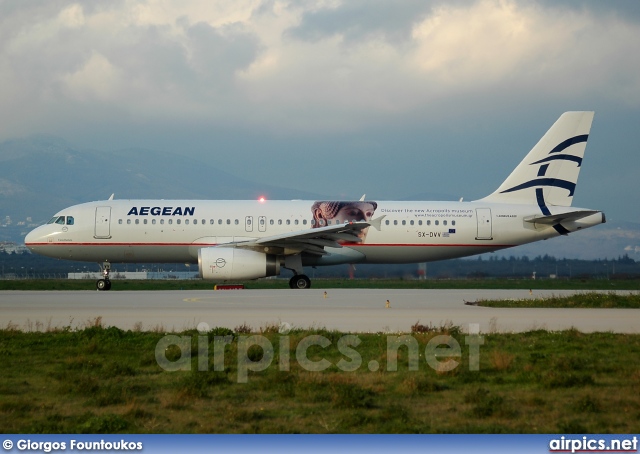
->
[{"left": 25, "top": 112, "right": 604, "bottom": 290}]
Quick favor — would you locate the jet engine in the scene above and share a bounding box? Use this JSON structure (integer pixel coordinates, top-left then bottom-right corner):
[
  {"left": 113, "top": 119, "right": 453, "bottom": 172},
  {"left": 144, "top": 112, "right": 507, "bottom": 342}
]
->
[{"left": 198, "top": 247, "right": 280, "bottom": 280}]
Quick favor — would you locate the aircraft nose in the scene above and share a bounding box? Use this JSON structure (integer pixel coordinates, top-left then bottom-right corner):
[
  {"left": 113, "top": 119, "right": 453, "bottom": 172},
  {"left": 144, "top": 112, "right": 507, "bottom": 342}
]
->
[{"left": 24, "top": 227, "right": 42, "bottom": 250}]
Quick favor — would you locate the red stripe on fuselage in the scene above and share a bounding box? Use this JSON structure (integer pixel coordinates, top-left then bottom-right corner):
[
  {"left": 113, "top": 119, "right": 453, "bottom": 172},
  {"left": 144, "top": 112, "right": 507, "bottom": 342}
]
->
[{"left": 26, "top": 242, "right": 514, "bottom": 248}]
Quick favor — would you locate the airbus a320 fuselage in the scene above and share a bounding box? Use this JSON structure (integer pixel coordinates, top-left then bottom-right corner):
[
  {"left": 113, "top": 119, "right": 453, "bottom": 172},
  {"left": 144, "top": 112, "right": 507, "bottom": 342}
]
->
[{"left": 25, "top": 112, "right": 605, "bottom": 290}]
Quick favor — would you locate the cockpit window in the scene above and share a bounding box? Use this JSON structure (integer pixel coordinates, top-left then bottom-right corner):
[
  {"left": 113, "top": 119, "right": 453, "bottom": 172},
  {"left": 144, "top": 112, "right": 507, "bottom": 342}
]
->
[{"left": 47, "top": 216, "right": 74, "bottom": 225}]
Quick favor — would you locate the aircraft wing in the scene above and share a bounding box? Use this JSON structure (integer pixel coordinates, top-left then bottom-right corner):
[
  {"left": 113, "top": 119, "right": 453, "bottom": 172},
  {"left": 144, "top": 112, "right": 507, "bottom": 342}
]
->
[
  {"left": 524, "top": 210, "right": 601, "bottom": 225},
  {"left": 231, "top": 221, "right": 372, "bottom": 256}
]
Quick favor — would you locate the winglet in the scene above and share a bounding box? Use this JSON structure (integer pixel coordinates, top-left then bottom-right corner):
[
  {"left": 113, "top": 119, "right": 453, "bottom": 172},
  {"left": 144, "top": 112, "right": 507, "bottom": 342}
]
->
[{"left": 368, "top": 215, "right": 386, "bottom": 231}]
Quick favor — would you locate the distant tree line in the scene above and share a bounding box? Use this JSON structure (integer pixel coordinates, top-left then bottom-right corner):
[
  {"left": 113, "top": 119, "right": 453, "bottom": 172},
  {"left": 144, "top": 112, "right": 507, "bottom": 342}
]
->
[
  {"left": 0, "top": 251, "right": 194, "bottom": 278},
  {"left": 2, "top": 250, "right": 638, "bottom": 280},
  {"left": 307, "top": 254, "right": 640, "bottom": 280}
]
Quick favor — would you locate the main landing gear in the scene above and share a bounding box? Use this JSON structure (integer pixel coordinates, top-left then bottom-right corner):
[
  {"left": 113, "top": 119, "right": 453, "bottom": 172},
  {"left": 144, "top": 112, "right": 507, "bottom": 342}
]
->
[
  {"left": 284, "top": 254, "right": 311, "bottom": 289},
  {"left": 289, "top": 274, "right": 311, "bottom": 289},
  {"left": 97, "top": 262, "right": 112, "bottom": 291}
]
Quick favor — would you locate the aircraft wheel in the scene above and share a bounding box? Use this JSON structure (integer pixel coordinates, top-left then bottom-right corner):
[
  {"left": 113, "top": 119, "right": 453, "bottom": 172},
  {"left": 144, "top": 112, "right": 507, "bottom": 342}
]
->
[
  {"left": 97, "top": 279, "right": 112, "bottom": 291},
  {"left": 289, "top": 274, "right": 311, "bottom": 289}
]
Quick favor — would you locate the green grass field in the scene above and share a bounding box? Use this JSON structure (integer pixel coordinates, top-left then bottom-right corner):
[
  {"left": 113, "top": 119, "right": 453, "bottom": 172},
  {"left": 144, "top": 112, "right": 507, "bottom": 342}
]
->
[
  {"left": 1, "top": 319, "right": 640, "bottom": 434},
  {"left": 478, "top": 292, "right": 640, "bottom": 308},
  {"left": 2, "top": 283, "right": 639, "bottom": 433}
]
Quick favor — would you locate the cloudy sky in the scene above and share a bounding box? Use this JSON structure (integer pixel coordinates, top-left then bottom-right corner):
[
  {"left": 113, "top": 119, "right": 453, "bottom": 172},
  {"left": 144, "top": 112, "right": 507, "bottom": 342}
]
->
[{"left": 1, "top": 0, "right": 639, "bottom": 222}]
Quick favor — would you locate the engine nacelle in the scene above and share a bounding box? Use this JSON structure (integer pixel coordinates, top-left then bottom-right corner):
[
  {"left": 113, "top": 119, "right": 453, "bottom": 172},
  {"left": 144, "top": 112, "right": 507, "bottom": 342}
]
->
[{"left": 198, "top": 247, "right": 280, "bottom": 280}]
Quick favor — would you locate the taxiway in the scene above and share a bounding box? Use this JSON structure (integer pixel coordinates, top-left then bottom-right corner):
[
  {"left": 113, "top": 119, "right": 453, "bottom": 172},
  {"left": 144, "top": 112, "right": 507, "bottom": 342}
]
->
[{"left": 1, "top": 289, "right": 638, "bottom": 333}]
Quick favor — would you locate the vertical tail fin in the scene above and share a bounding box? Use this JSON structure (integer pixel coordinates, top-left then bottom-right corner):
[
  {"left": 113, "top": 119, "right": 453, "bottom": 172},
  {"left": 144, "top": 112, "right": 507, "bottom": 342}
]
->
[{"left": 480, "top": 111, "right": 594, "bottom": 207}]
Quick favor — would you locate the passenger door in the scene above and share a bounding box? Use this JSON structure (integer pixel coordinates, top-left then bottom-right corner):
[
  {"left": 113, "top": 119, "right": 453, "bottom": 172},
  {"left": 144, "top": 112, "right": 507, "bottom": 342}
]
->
[
  {"left": 94, "top": 206, "right": 112, "bottom": 239},
  {"left": 475, "top": 208, "right": 493, "bottom": 240}
]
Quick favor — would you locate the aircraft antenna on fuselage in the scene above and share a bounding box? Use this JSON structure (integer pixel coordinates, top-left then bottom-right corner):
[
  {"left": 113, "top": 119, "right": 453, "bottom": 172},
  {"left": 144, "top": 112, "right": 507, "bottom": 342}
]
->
[{"left": 108, "top": 194, "right": 115, "bottom": 201}]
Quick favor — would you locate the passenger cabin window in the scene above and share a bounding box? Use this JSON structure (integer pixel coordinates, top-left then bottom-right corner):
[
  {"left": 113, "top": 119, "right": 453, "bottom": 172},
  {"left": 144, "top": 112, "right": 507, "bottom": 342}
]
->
[{"left": 119, "top": 219, "right": 123, "bottom": 224}]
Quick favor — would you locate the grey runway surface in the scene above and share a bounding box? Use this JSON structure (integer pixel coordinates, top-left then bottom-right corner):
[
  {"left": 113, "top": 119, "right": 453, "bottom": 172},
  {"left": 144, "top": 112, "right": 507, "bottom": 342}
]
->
[{"left": 1, "top": 289, "right": 638, "bottom": 333}]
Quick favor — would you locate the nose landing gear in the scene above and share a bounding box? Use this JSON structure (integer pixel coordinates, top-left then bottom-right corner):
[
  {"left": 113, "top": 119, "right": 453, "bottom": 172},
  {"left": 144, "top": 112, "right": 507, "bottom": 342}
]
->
[{"left": 96, "top": 262, "right": 112, "bottom": 291}]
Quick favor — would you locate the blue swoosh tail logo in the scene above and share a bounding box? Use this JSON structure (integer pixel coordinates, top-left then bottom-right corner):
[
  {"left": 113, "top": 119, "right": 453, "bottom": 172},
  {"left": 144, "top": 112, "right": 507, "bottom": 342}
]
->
[
  {"left": 500, "top": 134, "right": 588, "bottom": 234},
  {"left": 500, "top": 134, "right": 587, "bottom": 197}
]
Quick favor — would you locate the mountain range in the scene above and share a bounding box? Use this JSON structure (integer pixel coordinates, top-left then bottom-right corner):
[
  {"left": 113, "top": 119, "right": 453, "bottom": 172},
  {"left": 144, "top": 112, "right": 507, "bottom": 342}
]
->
[{"left": 1, "top": 135, "right": 638, "bottom": 261}]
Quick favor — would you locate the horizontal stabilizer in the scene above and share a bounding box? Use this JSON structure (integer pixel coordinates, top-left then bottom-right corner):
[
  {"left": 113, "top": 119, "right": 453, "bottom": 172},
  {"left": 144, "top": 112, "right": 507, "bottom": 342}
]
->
[{"left": 524, "top": 210, "right": 600, "bottom": 225}]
